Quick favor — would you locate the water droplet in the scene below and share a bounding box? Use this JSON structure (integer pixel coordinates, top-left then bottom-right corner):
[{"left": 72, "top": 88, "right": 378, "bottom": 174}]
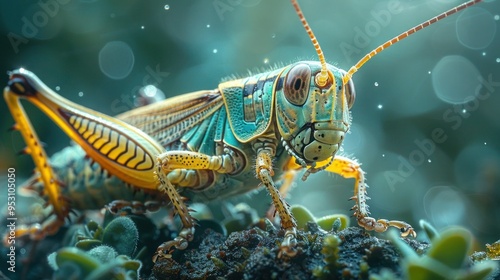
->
[
  {"left": 427, "top": 159, "right": 432, "bottom": 163},
  {"left": 374, "top": 82, "right": 379, "bottom": 86},
  {"left": 382, "top": 154, "right": 385, "bottom": 157},
  {"left": 462, "top": 109, "right": 467, "bottom": 114},
  {"left": 263, "top": 58, "right": 269, "bottom": 64},
  {"left": 482, "top": 52, "right": 486, "bottom": 56},
  {"left": 484, "top": 142, "right": 487, "bottom": 145},
  {"left": 496, "top": 58, "right": 500, "bottom": 63},
  {"left": 494, "top": 14, "right": 499, "bottom": 21},
  {"left": 377, "top": 104, "right": 383, "bottom": 109},
  {"left": 212, "top": 49, "right": 218, "bottom": 54},
  {"left": 55, "top": 86, "right": 60, "bottom": 91},
  {"left": 78, "top": 91, "right": 84, "bottom": 97},
  {"left": 206, "top": 24, "right": 211, "bottom": 28},
  {"left": 141, "top": 25, "right": 145, "bottom": 30},
  {"left": 428, "top": 71, "right": 431, "bottom": 74},
  {"left": 271, "top": 33, "right": 276, "bottom": 39},
  {"left": 164, "top": 4, "right": 170, "bottom": 10}
]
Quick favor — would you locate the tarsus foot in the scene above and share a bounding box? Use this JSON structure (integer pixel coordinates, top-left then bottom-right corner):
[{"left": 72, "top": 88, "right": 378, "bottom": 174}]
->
[
  {"left": 358, "top": 217, "right": 416, "bottom": 238},
  {"left": 152, "top": 227, "right": 194, "bottom": 262}
]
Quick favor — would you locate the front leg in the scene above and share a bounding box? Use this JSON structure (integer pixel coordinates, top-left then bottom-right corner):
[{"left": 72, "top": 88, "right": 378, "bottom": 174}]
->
[
  {"left": 322, "top": 156, "right": 416, "bottom": 237},
  {"left": 256, "top": 149, "right": 298, "bottom": 257}
]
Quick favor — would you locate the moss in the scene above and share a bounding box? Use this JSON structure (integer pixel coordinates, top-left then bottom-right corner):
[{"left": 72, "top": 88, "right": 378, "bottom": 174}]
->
[
  {"left": 313, "top": 234, "right": 342, "bottom": 279},
  {"left": 486, "top": 240, "right": 500, "bottom": 260}
]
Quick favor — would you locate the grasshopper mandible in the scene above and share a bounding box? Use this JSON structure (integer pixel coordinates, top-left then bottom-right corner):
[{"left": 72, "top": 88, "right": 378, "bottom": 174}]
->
[{"left": 3, "top": 0, "right": 482, "bottom": 262}]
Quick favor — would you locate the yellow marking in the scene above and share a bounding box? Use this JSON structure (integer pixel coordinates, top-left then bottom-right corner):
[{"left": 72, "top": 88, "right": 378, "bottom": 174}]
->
[
  {"left": 82, "top": 121, "right": 96, "bottom": 140},
  {"left": 99, "top": 130, "right": 119, "bottom": 155},
  {"left": 125, "top": 146, "right": 145, "bottom": 169},
  {"left": 92, "top": 126, "right": 111, "bottom": 149},
  {"left": 116, "top": 140, "right": 135, "bottom": 166},
  {"left": 86, "top": 124, "right": 102, "bottom": 144},
  {"left": 107, "top": 134, "right": 127, "bottom": 160},
  {"left": 13, "top": 83, "right": 26, "bottom": 93},
  {"left": 70, "top": 115, "right": 81, "bottom": 130},
  {"left": 77, "top": 118, "right": 89, "bottom": 135},
  {"left": 136, "top": 152, "right": 154, "bottom": 170}
]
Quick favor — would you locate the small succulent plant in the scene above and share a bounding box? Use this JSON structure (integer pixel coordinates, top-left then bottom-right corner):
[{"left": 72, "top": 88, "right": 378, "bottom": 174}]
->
[
  {"left": 290, "top": 205, "right": 349, "bottom": 232},
  {"left": 48, "top": 247, "right": 141, "bottom": 280},
  {"left": 47, "top": 214, "right": 143, "bottom": 279},
  {"left": 388, "top": 220, "right": 498, "bottom": 280}
]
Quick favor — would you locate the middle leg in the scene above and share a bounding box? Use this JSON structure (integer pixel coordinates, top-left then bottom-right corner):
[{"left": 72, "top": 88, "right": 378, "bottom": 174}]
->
[{"left": 152, "top": 150, "right": 239, "bottom": 262}]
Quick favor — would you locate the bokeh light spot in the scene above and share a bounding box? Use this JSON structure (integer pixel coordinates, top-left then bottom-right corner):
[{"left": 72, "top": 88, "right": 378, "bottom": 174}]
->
[
  {"left": 454, "top": 144, "right": 500, "bottom": 193},
  {"left": 98, "top": 41, "right": 135, "bottom": 80},
  {"left": 456, "top": 7, "right": 496, "bottom": 50},
  {"left": 424, "top": 186, "right": 466, "bottom": 228},
  {"left": 431, "top": 55, "right": 481, "bottom": 104}
]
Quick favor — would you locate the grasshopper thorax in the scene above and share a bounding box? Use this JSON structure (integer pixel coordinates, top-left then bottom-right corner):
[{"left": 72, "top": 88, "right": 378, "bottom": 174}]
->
[{"left": 276, "top": 61, "right": 355, "bottom": 164}]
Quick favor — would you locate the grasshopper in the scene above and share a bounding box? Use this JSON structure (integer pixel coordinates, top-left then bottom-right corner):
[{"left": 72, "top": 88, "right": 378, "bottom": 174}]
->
[{"left": 4, "top": 0, "right": 482, "bottom": 262}]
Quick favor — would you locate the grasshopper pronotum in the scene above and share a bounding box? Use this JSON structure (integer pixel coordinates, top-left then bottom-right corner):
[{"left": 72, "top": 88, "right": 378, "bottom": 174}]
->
[{"left": 3, "top": 0, "right": 484, "bottom": 262}]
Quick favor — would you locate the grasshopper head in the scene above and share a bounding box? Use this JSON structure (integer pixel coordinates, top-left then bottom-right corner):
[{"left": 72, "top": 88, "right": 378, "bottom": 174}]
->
[
  {"left": 281, "top": 0, "right": 479, "bottom": 168},
  {"left": 276, "top": 61, "right": 355, "bottom": 165}
]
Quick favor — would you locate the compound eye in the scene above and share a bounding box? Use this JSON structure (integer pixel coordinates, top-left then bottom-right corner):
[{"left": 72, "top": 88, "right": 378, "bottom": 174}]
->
[
  {"left": 345, "top": 77, "right": 356, "bottom": 109},
  {"left": 284, "top": 64, "right": 311, "bottom": 106}
]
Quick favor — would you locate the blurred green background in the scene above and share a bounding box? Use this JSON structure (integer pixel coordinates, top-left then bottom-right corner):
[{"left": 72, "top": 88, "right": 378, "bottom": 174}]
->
[{"left": 1, "top": 0, "right": 499, "bottom": 245}]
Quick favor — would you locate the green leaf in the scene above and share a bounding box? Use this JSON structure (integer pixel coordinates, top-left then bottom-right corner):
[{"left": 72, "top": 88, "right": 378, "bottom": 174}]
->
[
  {"left": 388, "top": 229, "right": 418, "bottom": 259},
  {"left": 427, "top": 227, "right": 471, "bottom": 270},
  {"left": 47, "top": 252, "right": 58, "bottom": 270},
  {"left": 316, "top": 214, "right": 349, "bottom": 232},
  {"left": 102, "top": 217, "right": 139, "bottom": 257},
  {"left": 55, "top": 247, "right": 99, "bottom": 274},
  {"left": 406, "top": 259, "right": 450, "bottom": 280},
  {"left": 419, "top": 220, "right": 439, "bottom": 241},
  {"left": 291, "top": 205, "right": 316, "bottom": 230},
  {"left": 88, "top": 245, "right": 118, "bottom": 263},
  {"left": 458, "top": 261, "right": 498, "bottom": 280},
  {"left": 75, "top": 239, "right": 103, "bottom": 251}
]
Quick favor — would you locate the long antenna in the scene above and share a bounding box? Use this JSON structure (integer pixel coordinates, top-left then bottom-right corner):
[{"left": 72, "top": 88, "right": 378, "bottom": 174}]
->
[
  {"left": 342, "top": 0, "right": 482, "bottom": 85},
  {"left": 291, "top": 0, "right": 330, "bottom": 87}
]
